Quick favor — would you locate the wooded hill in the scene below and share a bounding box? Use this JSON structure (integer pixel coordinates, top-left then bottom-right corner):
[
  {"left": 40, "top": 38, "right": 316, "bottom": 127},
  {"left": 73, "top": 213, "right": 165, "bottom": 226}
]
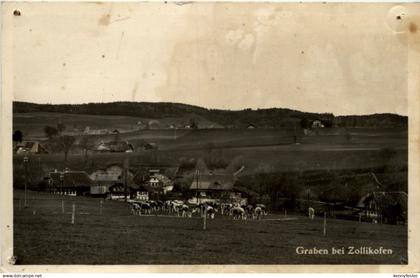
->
[{"left": 13, "top": 101, "right": 407, "bottom": 129}]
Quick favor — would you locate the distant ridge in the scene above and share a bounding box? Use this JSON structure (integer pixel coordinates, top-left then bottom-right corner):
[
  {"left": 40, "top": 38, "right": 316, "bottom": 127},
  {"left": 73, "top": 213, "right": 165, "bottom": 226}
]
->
[{"left": 13, "top": 101, "right": 407, "bottom": 128}]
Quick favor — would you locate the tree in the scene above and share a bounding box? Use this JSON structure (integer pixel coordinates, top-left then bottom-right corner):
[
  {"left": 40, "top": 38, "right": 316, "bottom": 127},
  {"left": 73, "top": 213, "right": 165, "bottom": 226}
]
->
[
  {"left": 57, "top": 135, "right": 75, "bottom": 162},
  {"left": 44, "top": 125, "right": 58, "bottom": 139},
  {"left": 13, "top": 130, "right": 23, "bottom": 145},
  {"left": 189, "top": 119, "right": 198, "bottom": 129},
  {"left": 80, "top": 136, "right": 94, "bottom": 163},
  {"left": 300, "top": 118, "right": 312, "bottom": 129},
  {"left": 57, "top": 123, "right": 66, "bottom": 135}
]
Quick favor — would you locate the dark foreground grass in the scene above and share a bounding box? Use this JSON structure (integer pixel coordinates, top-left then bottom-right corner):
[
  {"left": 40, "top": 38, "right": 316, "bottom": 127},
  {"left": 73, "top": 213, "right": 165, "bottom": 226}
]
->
[{"left": 13, "top": 190, "right": 407, "bottom": 265}]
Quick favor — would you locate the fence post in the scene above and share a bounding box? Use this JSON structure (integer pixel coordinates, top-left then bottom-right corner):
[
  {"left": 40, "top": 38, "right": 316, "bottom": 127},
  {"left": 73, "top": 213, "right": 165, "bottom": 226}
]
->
[
  {"left": 71, "top": 203, "right": 75, "bottom": 225},
  {"left": 284, "top": 208, "right": 287, "bottom": 217},
  {"left": 19, "top": 199, "right": 21, "bottom": 211},
  {"left": 100, "top": 200, "right": 103, "bottom": 215},
  {"left": 359, "top": 213, "right": 362, "bottom": 223},
  {"left": 323, "top": 212, "right": 326, "bottom": 236},
  {"left": 203, "top": 204, "right": 207, "bottom": 230},
  {"left": 61, "top": 200, "right": 65, "bottom": 214}
]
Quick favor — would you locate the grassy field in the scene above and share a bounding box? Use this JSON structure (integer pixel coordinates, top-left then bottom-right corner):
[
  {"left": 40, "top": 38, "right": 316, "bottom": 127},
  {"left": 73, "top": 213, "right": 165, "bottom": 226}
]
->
[
  {"left": 13, "top": 190, "right": 407, "bottom": 265},
  {"left": 13, "top": 112, "right": 221, "bottom": 139},
  {"left": 13, "top": 111, "right": 407, "bottom": 176}
]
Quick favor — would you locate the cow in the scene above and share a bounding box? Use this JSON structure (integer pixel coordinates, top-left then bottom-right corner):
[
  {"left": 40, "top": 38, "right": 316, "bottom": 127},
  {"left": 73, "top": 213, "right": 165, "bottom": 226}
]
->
[
  {"left": 255, "top": 204, "right": 268, "bottom": 216},
  {"left": 170, "top": 201, "right": 183, "bottom": 216},
  {"left": 140, "top": 202, "right": 152, "bottom": 215},
  {"left": 253, "top": 206, "right": 263, "bottom": 220},
  {"left": 130, "top": 202, "right": 141, "bottom": 215},
  {"left": 245, "top": 205, "right": 254, "bottom": 219},
  {"left": 230, "top": 206, "right": 246, "bottom": 220},
  {"left": 206, "top": 205, "right": 218, "bottom": 219},
  {"left": 181, "top": 204, "right": 198, "bottom": 218},
  {"left": 308, "top": 207, "right": 315, "bottom": 220}
]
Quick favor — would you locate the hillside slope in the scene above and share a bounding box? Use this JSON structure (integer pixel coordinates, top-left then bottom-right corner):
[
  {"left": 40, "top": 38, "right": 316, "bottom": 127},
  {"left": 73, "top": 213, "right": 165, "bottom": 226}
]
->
[{"left": 13, "top": 101, "right": 407, "bottom": 129}]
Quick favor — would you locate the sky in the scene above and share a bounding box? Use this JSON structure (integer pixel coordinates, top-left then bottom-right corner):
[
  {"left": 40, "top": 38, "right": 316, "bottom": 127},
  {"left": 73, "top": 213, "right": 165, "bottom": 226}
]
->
[{"left": 11, "top": 2, "right": 408, "bottom": 115}]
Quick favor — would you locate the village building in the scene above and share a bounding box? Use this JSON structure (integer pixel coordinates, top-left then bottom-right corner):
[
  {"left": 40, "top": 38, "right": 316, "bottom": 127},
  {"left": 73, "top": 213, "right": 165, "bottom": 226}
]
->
[
  {"left": 133, "top": 166, "right": 179, "bottom": 197},
  {"left": 247, "top": 124, "right": 256, "bottom": 129},
  {"left": 15, "top": 141, "right": 48, "bottom": 155},
  {"left": 311, "top": 120, "right": 325, "bottom": 128},
  {"left": 95, "top": 141, "right": 134, "bottom": 153},
  {"left": 142, "top": 142, "right": 157, "bottom": 150},
  {"left": 189, "top": 174, "right": 255, "bottom": 205},
  {"left": 49, "top": 170, "right": 93, "bottom": 196},
  {"left": 148, "top": 120, "right": 161, "bottom": 129},
  {"left": 84, "top": 126, "right": 110, "bottom": 135},
  {"left": 90, "top": 165, "right": 135, "bottom": 199},
  {"left": 357, "top": 191, "right": 407, "bottom": 224}
]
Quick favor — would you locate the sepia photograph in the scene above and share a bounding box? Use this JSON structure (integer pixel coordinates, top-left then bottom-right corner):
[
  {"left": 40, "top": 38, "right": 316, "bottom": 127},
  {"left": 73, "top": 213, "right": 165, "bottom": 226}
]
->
[{"left": 1, "top": 1, "right": 420, "bottom": 271}]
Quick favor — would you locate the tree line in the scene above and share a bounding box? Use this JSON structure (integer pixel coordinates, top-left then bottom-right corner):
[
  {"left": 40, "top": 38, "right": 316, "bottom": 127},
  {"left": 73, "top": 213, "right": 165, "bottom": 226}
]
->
[{"left": 14, "top": 101, "right": 407, "bottom": 128}]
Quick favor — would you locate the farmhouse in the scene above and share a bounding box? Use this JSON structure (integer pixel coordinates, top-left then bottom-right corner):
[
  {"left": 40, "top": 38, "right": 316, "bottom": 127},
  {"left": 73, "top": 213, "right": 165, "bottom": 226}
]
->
[
  {"left": 143, "top": 142, "right": 157, "bottom": 150},
  {"left": 90, "top": 165, "right": 135, "bottom": 198},
  {"left": 312, "top": 172, "right": 383, "bottom": 205},
  {"left": 84, "top": 126, "right": 109, "bottom": 135},
  {"left": 189, "top": 174, "right": 252, "bottom": 205},
  {"left": 133, "top": 166, "right": 178, "bottom": 197},
  {"left": 49, "top": 170, "right": 93, "bottom": 196},
  {"left": 312, "top": 120, "right": 325, "bottom": 128},
  {"left": 357, "top": 191, "right": 407, "bottom": 224},
  {"left": 15, "top": 141, "right": 48, "bottom": 155},
  {"left": 96, "top": 141, "right": 134, "bottom": 153}
]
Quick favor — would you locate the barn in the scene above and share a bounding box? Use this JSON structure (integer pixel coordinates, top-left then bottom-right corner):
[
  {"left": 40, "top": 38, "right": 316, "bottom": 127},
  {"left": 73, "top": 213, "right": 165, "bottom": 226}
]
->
[
  {"left": 133, "top": 166, "right": 178, "bottom": 199},
  {"left": 15, "top": 141, "right": 48, "bottom": 155},
  {"left": 189, "top": 174, "right": 252, "bottom": 205},
  {"left": 49, "top": 170, "right": 93, "bottom": 196},
  {"left": 90, "top": 165, "right": 135, "bottom": 198},
  {"left": 357, "top": 191, "right": 407, "bottom": 224}
]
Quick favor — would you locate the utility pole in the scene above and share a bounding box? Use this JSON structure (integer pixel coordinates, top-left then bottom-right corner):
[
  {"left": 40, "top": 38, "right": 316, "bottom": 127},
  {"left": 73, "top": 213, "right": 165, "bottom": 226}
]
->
[
  {"left": 307, "top": 188, "right": 310, "bottom": 209},
  {"left": 23, "top": 156, "right": 28, "bottom": 208},
  {"left": 195, "top": 169, "right": 199, "bottom": 205},
  {"left": 60, "top": 172, "right": 64, "bottom": 195},
  {"left": 124, "top": 157, "right": 129, "bottom": 202}
]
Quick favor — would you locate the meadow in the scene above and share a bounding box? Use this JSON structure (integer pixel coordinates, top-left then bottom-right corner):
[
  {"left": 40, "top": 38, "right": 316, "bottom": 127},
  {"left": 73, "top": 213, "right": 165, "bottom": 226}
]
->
[{"left": 13, "top": 190, "right": 407, "bottom": 265}]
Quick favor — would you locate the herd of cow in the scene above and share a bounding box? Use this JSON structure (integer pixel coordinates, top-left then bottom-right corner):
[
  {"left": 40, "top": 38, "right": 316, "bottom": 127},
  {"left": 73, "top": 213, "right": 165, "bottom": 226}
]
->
[{"left": 128, "top": 200, "right": 269, "bottom": 220}]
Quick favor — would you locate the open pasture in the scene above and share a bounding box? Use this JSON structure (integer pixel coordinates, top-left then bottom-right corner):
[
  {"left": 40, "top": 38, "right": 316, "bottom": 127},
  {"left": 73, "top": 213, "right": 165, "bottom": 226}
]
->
[{"left": 13, "top": 190, "right": 407, "bottom": 265}]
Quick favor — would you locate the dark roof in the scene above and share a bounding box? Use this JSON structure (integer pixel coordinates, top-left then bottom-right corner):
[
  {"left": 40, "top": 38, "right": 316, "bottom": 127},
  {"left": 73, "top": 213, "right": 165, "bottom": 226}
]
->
[
  {"left": 358, "top": 191, "right": 407, "bottom": 210},
  {"left": 50, "top": 171, "right": 93, "bottom": 188},
  {"left": 134, "top": 166, "right": 179, "bottom": 180},
  {"left": 233, "top": 185, "right": 259, "bottom": 197},
  {"left": 312, "top": 172, "right": 383, "bottom": 195},
  {"left": 189, "top": 174, "right": 235, "bottom": 191}
]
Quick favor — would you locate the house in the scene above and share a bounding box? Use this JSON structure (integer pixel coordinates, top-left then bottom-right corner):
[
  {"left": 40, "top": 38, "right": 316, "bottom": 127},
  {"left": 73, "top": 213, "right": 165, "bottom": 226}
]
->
[
  {"left": 357, "top": 191, "right": 407, "bottom": 224},
  {"left": 134, "top": 168, "right": 175, "bottom": 194},
  {"left": 96, "top": 141, "right": 134, "bottom": 153},
  {"left": 49, "top": 170, "right": 93, "bottom": 196},
  {"left": 312, "top": 120, "right": 325, "bottom": 128},
  {"left": 15, "top": 141, "right": 48, "bottom": 155},
  {"left": 143, "top": 142, "right": 157, "bottom": 150},
  {"left": 189, "top": 174, "right": 251, "bottom": 205},
  {"left": 90, "top": 165, "right": 134, "bottom": 197},
  {"left": 96, "top": 141, "right": 111, "bottom": 152},
  {"left": 148, "top": 120, "right": 161, "bottom": 129},
  {"left": 132, "top": 185, "right": 150, "bottom": 201},
  {"left": 84, "top": 126, "right": 109, "bottom": 135},
  {"left": 133, "top": 166, "right": 179, "bottom": 197},
  {"left": 247, "top": 124, "right": 256, "bottom": 129}
]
